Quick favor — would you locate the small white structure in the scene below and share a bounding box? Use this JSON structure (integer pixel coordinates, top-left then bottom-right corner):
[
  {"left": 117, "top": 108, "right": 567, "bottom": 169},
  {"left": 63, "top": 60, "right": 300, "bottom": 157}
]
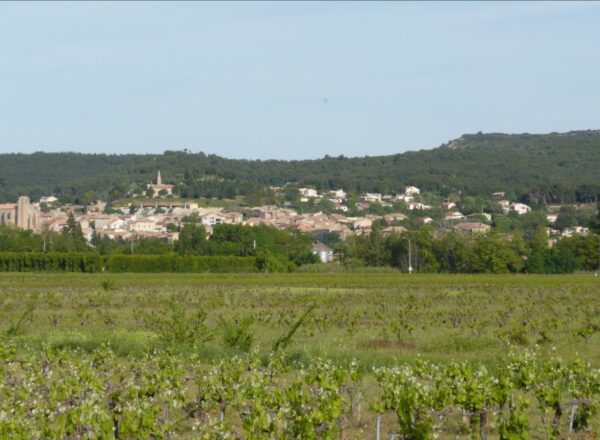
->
[
  {"left": 312, "top": 243, "right": 334, "bottom": 263},
  {"left": 362, "top": 193, "right": 382, "bottom": 202},
  {"left": 299, "top": 188, "right": 318, "bottom": 198},
  {"left": 408, "top": 202, "right": 432, "bottom": 211},
  {"left": 40, "top": 196, "right": 58, "bottom": 204},
  {"left": 562, "top": 226, "right": 590, "bottom": 238},
  {"left": 445, "top": 211, "right": 466, "bottom": 221},
  {"left": 498, "top": 200, "right": 511, "bottom": 214},
  {"left": 331, "top": 189, "right": 347, "bottom": 200},
  {"left": 510, "top": 203, "right": 531, "bottom": 215},
  {"left": 546, "top": 214, "right": 558, "bottom": 224},
  {"left": 405, "top": 186, "right": 420, "bottom": 196}
]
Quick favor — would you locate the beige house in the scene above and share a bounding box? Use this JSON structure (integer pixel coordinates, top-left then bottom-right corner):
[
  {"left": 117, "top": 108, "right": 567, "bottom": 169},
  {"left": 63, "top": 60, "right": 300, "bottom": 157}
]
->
[
  {"left": 456, "top": 222, "right": 491, "bottom": 234},
  {"left": 382, "top": 226, "right": 408, "bottom": 237}
]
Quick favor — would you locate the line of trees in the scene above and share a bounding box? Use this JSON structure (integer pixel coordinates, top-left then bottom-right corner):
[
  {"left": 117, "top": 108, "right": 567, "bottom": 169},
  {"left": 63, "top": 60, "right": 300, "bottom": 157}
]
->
[{"left": 337, "top": 225, "right": 600, "bottom": 274}]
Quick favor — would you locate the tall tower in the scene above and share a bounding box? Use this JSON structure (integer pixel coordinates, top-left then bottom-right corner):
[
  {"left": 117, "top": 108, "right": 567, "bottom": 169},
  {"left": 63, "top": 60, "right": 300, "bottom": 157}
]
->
[
  {"left": 16, "top": 196, "right": 31, "bottom": 230},
  {"left": 157, "top": 170, "right": 162, "bottom": 185}
]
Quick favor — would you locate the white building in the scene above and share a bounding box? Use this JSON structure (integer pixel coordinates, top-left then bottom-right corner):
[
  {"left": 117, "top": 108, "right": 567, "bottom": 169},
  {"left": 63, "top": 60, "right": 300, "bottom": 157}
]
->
[
  {"left": 199, "top": 213, "right": 226, "bottom": 226},
  {"left": 498, "top": 200, "right": 511, "bottom": 214},
  {"left": 362, "top": 193, "right": 382, "bottom": 202},
  {"left": 405, "top": 186, "right": 420, "bottom": 196},
  {"left": 40, "top": 196, "right": 58, "bottom": 205},
  {"left": 407, "top": 202, "right": 431, "bottom": 211},
  {"left": 393, "top": 194, "right": 414, "bottom": 203},
  {"left": 510, "top": 203, "right": 531, "bottom": 215},
  {"left": 299, "top": 188, "right": 318, "bottom": 198},
  {"left": 562, "top": 226, "right": 590, "bottom": 238},
  {"left": 445, "top": 211, "right": 466, "bottom": 221},
  {"left": 312, "top": 243, "right": 334, "bottom": 263},
  {"left": 330, "top": 189, "right": 347, "bottom": 200}
]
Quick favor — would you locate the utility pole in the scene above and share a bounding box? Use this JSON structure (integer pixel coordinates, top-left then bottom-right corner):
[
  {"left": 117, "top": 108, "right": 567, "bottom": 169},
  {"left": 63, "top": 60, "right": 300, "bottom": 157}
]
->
[
  {"left": 408, "top": 238, "right": 413, "bottom": 274},
  {"left": 597, "top": 239, "right": 600, "bottom": 276}
]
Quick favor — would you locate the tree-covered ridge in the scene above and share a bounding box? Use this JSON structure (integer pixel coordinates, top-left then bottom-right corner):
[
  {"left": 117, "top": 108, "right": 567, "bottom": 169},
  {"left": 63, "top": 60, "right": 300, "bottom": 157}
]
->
[{"left": 0, "top": 130, "right": 599, "bottom": 203}]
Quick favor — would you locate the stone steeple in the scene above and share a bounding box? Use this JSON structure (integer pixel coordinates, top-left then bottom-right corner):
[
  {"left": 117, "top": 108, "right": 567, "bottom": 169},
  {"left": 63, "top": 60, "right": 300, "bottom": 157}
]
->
[{"left": 157, "top": 170, "right": 162, "bottom": 185}]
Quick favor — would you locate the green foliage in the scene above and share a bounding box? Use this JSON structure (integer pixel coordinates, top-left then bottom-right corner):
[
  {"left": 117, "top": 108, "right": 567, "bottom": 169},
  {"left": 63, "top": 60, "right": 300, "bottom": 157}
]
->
[
  {"left": 106, "top": 254, "right": 258, "bottom": 273},
  {"left": 141, "top": 296, "right": 213, "bottom": 347},
  {"left": 0, "top": 252, "right": 103, "bottom": 272},
  {"left": 56, "top": 213, "right": 89, "bottom": 252},
  {"left": 100, "top": 279, "right": 116, "bottom": 291},
  {"left": 0, "top": 225, "right": 43, "bottom": 252},
  {"left": 175, "top": 223, "right": 208, "bottom": 255},
  {"left": 498, "top": 398, "right": 529, "bottom": 440},
  {"left": 0, "top": 274, "right": 600, "bottom": 436},
  {"left": 220, "top": 316, "right": 255, "bottom": 352},
  {"left": 1, "top": 131, "right": 600, "bottom": 204}
]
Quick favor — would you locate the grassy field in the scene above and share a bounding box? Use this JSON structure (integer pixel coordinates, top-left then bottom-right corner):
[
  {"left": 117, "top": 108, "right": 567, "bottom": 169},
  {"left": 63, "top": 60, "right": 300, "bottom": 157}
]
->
[
  {"left": 2, "top": 273, "right": 599, "bottom": 365},
  {"left": 1, "top": 272, "right": 600, "bottom": 438}
]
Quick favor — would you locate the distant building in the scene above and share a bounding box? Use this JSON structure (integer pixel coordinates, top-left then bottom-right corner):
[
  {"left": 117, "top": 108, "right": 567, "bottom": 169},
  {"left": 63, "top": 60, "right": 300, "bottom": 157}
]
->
[
  {"left": 312, "top": 243, "right": 334, "bottom": 263},
  {"left": 492, "top": 192, "right": 506, "bottom": 199},
  {"left": 0, "top": 203, "right": 17, "bottom": 227},
  {"left": 456, "top": 222, "right": 491, "bottom": 234},
  {"left": 382, "top": 226, "right": 408, "bottom": 237},
  {"left": 147, "top": 170, "right": 175, "bottom": 198},
  {"left": 498, "top": 200, "right": 511, "bottom": 214},
  {"left": 40, "top": 196, "right": 58, "bottom": 205},
  {"left": 405, "top": 186, "right": 420, "bottom": 196},
  {"left": 561, "top": 226, "right": 590, "bottom": 238},
  {"left": 362, "top": 193, "right": 382, "bottom": 202},
  {"left": 445, "top": 211, "right": 466, "bottom": 221},
  {"left": 0, "top": 197, "right": 41, "bottom": 232},
  {"left": 510, "top": 203, "right": 531, "bottom": 215},
  {"left": 384, "top": 213, "right": 407, "bottom": 223},
  {"left": 407, "top": 202, "right": 431, "bottom": 211},
  {"left": 299, "top": 188, "right": 318, "bottom": 198},
  {"left": 393, "top": 194, "right": 414, "bottom": 203},
  {"left": 330, "top": 189, "right": 347, "bottom": 200}
]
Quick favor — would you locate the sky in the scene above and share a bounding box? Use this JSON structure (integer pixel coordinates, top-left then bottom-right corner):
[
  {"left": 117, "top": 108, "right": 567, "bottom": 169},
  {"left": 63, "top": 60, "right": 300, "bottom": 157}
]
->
[{"left": 1, "top": 2, "right": 599, "bottom": 160}]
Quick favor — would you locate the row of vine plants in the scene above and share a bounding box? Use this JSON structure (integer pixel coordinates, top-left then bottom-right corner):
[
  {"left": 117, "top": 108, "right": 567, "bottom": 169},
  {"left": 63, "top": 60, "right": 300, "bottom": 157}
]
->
[{"left": 1, "top": 341, "right": 599, "bottom": 439}]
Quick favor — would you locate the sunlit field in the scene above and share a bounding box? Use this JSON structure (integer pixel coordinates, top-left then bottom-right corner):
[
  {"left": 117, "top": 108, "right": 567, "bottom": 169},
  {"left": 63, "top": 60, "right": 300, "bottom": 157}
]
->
[{"left": 1, "top": 273, "right": 599, "bottom": 438}]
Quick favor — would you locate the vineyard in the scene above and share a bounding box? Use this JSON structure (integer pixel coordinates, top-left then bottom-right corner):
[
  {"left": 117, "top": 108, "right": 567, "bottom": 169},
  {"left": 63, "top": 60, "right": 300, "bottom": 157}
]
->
[{"left": 1, "top": 273, "right": 599, "bottom": 438}]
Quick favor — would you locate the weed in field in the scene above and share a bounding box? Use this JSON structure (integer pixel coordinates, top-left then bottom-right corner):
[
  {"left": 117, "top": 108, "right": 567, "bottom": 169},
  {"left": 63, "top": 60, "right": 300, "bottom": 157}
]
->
[
  {"left": 100, "top": 278, "right": 116, "bottom": 291},
  {"left": 220, "top": 315, "right": 254, "bottom": 352}
]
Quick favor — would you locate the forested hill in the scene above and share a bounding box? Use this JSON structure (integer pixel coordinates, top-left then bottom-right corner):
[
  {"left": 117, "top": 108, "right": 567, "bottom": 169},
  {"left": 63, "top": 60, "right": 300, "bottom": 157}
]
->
[{"left": 0, "top": 130, "right": 599, "bottom": 204}]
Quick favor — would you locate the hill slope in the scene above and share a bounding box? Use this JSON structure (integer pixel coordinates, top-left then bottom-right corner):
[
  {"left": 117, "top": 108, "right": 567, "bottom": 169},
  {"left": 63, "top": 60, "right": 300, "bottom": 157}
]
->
[{"left": 0, "top": 130, "right": 598, "bottom": 204}]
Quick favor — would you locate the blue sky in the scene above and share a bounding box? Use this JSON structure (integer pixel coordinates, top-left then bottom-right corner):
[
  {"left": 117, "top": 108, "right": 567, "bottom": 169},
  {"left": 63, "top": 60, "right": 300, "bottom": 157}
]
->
[{"left": 1, "top": 2, "right": 599, "bottom": 159}]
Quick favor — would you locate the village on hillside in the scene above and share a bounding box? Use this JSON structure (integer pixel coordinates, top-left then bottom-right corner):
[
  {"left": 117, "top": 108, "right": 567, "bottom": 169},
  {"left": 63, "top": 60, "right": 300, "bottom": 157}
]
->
[{"left": 0, "top": 171, "right": 594, "bottom": 262}]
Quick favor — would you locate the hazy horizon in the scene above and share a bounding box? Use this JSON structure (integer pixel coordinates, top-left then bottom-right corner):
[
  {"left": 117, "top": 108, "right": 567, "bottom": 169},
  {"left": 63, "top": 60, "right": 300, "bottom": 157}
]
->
[
  {"left": 1, "top": 2, "right": 599, "bottom": 159},
  {"left": 1, "top": 127, "right": 599, "bottom": 161}
]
